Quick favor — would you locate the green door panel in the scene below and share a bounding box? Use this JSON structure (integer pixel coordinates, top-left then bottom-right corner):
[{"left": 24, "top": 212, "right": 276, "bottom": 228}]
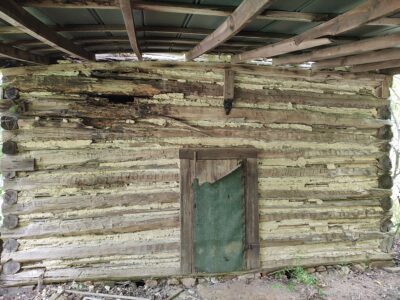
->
[{"left": 193, "top": 165, "right": 245, "bottom": 273}]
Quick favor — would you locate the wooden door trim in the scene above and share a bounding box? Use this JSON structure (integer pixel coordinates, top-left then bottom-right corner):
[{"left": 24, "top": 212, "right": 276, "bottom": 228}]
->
[{"left": 179, "top": 147, "right": 259, "bottom": 274}]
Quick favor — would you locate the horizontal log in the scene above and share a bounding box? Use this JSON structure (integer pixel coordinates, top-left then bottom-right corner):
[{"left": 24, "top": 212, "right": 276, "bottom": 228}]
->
[
  {"left": 4, "top": 168, "right": 179, "bottom": 191},
  {"left": 260, "top": 207, "right": 382, "bottom": 222},
  {"left": 2, "top": 240, "right": 179, "bottom": 263},
  {"left": 0, "top": 157, "right": 34, "bottom": 172},
  {"left": 3, "top": 190, "right": 179, "bottom": 215},
  {"left": 1, "top": 211, "right": 180, "bottom": 238},
  {"left": 259, "top": 166, "right": 378, "bottom": 178}
]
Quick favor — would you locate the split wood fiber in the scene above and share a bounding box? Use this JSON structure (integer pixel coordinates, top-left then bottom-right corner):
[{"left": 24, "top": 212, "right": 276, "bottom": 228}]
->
[{"left": 0, "top": 61, "right": 393, "bottom": 286}]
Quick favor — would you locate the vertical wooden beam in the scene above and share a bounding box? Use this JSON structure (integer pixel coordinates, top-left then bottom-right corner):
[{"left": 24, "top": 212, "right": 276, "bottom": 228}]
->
[
  {"left": 180, "top": 158, "right": 194, "bottom": 274},
  {"left": 223, "top": 69, "right": 235, "bottom": 115},
  {"left": 119, "top": 0, "right": 142, "bottom": 60},
  {"left": 185, "top": 0, "right": 273, "bottom": 60},
  {"left": 0, "top": 0, "right": 93, "bottom": 61},
  {"left": 245, "top": 157, "right": 259, "bottom": 270}
]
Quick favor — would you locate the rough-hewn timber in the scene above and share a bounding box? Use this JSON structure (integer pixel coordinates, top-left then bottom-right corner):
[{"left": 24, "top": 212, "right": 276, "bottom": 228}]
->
[{"left": 0, "top": 61, "right": 393, "bottom": 287}]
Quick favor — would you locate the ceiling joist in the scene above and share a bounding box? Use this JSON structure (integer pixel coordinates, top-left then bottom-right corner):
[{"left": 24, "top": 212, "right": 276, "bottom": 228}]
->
[
  {"left": 351, "top": 59, "right": 400, "bottom": 73},
  {"left": 0, "top": 0, "right": 93, "bottom": 61},
  {"left": 312, "top": 48, "right": 400, "bottom": 70},
  {"left": 185, "top": 0, "right": 273, "bottom": 60},
  {"left": 231, "top": 0, "right": 400, "bottom": 63},
  {"left": 0, "top": 43, "right": 49, "bottom": 64},
  {"left": 272, "top": 32, "right": 400, "bottom": 66},
  {"left": 15, "top": 0, "right": 400, "bottom": 27}
]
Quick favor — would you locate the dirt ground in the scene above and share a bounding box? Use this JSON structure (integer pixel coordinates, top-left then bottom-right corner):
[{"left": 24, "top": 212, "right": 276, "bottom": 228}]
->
[{"left": 1, "top": 239, "right": 399, "bottom": 300}]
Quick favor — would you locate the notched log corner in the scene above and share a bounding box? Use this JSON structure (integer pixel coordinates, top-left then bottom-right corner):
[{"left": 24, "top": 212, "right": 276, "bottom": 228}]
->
[
  {"left": 376, "top": 125, "right": 392, "bottom": 140},
  {"left": 3, "top": 239, "right": 19, "bottom": 252},
  {"left": 377, "top": 154, "right": 392, "bottom": 171},
  {"left": 4, "top": 87, "right": 19, "bottom": 101},
  {"left": 2, "top": 141, "right": 18, "bottom": 155},
  {"left": 0, "top": 116, "right": 18, "bottom": 130},
  {"left": 377, "top": 105, "right": 391, "bottom": 120},
  {"left": 378, "top": 174, "right": 393, "bottom": 189},
  {"left": 379, "top": 194, "right": 392, "bottom": 212},
  {"left": 3, "top": 190, "right": 17, "bottom": 206},
  {"left": 2, "top": 215, "right": 18, "bottom": 229},
  {"left": 2, "top": 260, "right": 21, "bottom": 275}
]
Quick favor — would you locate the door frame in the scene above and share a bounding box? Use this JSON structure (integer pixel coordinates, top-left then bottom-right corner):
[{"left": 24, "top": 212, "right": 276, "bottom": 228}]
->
[{"left": 179, "top": 147, "right": 259, "bottom": 274}]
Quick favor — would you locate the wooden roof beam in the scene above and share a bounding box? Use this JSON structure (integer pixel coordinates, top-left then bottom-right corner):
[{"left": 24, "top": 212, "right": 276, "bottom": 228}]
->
[
  {"left": 293, "top": 0, "right": 400, "bottom": 45},
  {"left": 0, "top": 43, "right": 49, "bottom": 64},
  {"left": 312, "top": 48, "right": 400, "bottom": 70},
  {"left": 119, "top": 0, "right": 142, "bottom": 60},
  {"left": 232, "top": 0, "right": 400, "bottom": 63},
  {"left": 185, "top": 0, "right": 273, "bottom": 60},
  {"left": 16, "top": 1, "right": 400, "bottom": 26},
  {"left": 272, "top": 33, "right": 400, "bottom": 66},
  {"left": 351, "top": 59, "right": 400, "bottom": 73},
  {"left": 0, "top": 0, "right": 93, "bottom": 61}
]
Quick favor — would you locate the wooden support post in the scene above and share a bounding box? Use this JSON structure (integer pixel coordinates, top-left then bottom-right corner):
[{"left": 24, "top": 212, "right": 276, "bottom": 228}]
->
[{"left": 223, "top": 69, "right": 235, "bottom": 115}]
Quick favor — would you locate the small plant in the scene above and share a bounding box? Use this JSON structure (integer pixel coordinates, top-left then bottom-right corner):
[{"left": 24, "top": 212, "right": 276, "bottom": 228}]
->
[{"left": 290, "top": 266, "right": 317, "bottom": 286}]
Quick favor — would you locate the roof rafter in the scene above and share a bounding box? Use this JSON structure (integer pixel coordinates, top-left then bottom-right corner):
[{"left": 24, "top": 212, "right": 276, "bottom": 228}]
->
[
  {"left": 312, "top": 48, "right": 400, "bottom": 70},
  {"left": 0, "top": 43, "right": 49, "bottom": 64},
  {"left": 232, "top": 0, "right": 400, "bottom": 63},
  {"left": 0, "top": 0, "right": 93, "bottom": 61},
  {"left": 16, "top": 0, "right": 400, "bottom": 27},
  {"left": 351, "top": 59, "right": 400, "bottom": 73},
  {"left": 119, "top": 0, "right": 142, "bottom": 60},
  {"left": 272, "top": 33, "right": 400, "bottom": 66},
  {"left": 185, "top": 0, "right": 273, "bottom": 60}
]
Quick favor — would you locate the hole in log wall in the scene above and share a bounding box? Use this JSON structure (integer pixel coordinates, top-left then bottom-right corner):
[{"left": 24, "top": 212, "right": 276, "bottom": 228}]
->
[{"left": 94, "top": 94, "right": 135, "bottom": 104}]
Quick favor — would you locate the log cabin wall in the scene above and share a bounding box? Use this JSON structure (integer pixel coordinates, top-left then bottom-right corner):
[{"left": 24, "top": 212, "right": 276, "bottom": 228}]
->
[{"left": 0, "top": 61, "right": 394, "bottom": 286}]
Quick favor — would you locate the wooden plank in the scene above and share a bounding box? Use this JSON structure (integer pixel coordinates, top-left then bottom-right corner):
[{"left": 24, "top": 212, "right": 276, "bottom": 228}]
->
[
  {"left": 293, "top": 0, "right": 400, "bottom": 45},
  {"left": 245, "top": 158, "right": 260, "bottom": 270},
  {"left": 0, "top": 157, "right": 34, "bottom": 172},
  {"left": 119, "top": 0, "right": 142, "bottom": 60},
  {"left": 179, "top": 148, "right": 257, "bottom": 160},
  {"left": 231, "top": 38, "right": 332, "bottom": 63},
  {"left": 312, "top": 48, "right": 400, "bottom": 70},
  {"left": 180, "top": 158, "right": 193, "bottom": 274},
  {"left": 0, "top": 0, "right": 93, "bottom": 61},
  {"left": 272, "top": 32, "right": 400, "bottom": 66},
  {"left": 351, "top": 59, "right": 400, "bottom": 73},
  {"left": 0, "top": 43, "right": 49, "bottom": 64},
  {"left": 185, "top": 0, "right": 273, "bottom": 60}
]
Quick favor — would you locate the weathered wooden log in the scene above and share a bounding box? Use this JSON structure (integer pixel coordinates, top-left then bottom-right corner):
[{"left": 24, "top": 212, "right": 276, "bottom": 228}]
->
[
  {"left": 1, "top": 212, "right": 179, "bottom": 239},
  {"left": 4, "top": 87, "right": 19, "bottom": 100},
  {"left": 377, "top": 105, "right": 391, "bottom": 120},
  {"left": 3, "top": 239, "right": 19, "bottom": 252},
  {"left": 380, "top": 217, "right": 393, "bottom": 232},
  {"left": 3, "top": 171, "right": 16, "bottom": 180},
  {"left": 2, "top": 260, "right": 21, "bottom": 275},
  {"left": 3, "top": 190, "right": 17, "bottom": 206},
  {"left": 378, "top": 174, "right": 393, "bottom": 189},
  {"left": 0, "top": 116, "right": 18, "bottom": 130},
  {"left": 0, "top": 157, "right": 34, "bottom": 172},
  {"left": 379, "top": 194, "right": 392, "bottom": 211},
  {"left": 377, "top": 125, "right": 392, "bottom": 140},
  {"left": 2, "top": 141, "right": 18, "bottom": 155},
  {"left": 2, "top": 215, "right": 18, "bottom": 230},
  {"left": 377, "top": 154, "right": 392, "bottom": 171}
]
